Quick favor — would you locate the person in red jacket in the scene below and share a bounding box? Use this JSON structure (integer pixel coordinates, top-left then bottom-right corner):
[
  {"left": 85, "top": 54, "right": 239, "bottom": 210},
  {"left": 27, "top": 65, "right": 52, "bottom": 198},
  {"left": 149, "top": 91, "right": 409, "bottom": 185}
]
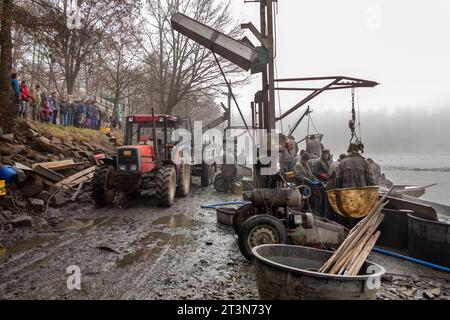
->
[{"left": 19, "top": 80, "right": 31, "bottom": 118}]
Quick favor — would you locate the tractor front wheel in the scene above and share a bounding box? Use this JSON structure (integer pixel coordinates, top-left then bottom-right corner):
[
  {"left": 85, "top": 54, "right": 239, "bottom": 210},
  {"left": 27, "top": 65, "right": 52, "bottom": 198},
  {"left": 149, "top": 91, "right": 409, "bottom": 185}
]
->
[
  {"left": 92, "top": 165, "right": 116, "bottom": 207},
  {"left": 156, "top": 166, "right": 177, "bottom": 207}
]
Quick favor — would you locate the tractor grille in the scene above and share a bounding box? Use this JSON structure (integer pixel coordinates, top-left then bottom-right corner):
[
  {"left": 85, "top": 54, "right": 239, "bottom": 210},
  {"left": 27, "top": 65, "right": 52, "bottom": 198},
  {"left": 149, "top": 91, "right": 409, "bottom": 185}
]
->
[
  {"left": 117, "top": 172, "right": 141, "bottom": 194},
  {"left": 117, "top": 148, "right": 139, "bottom": 171}
]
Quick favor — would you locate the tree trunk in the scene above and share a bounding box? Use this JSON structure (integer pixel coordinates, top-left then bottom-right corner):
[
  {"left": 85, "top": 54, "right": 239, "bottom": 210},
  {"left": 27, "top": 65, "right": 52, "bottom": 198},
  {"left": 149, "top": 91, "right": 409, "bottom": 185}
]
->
[
  {"left": 66, "top": 74, "right": 76, "bottom": 95},
  {"left": 0, "top": 0, "right": 15, "bottom": 133}
]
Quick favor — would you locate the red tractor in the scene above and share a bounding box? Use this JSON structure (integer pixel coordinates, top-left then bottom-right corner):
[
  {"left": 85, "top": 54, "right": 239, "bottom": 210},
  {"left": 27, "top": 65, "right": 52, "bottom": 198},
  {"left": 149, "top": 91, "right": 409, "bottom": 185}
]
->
[{"left": 92, "top": 112, "right": 193, "bottom": 207}]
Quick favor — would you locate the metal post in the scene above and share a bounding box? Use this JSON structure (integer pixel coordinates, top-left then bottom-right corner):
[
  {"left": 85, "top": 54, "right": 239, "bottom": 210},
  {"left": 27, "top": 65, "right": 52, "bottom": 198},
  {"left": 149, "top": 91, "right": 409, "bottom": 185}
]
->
[
  {"left": 152, "top": 108, "right": 158, "bottom": 162},
  {"left": 251, "top": 102, "right": 255, "bottom": 128},
  {"left": 164, "top": 116, "right": 168, "bottom": 161},
  {"left": 266, "top": 0, "right": 276, "bottom": 132},
  {"left": 255, "top": 0, "right": 276, "bottom": 188}
]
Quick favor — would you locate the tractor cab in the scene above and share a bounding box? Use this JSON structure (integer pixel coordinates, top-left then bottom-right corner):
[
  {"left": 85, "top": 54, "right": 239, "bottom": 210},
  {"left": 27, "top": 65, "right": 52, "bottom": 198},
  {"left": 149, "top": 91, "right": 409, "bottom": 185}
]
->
[
  {"left": 125, "top": 114, "right": 188, "bottom": 151},
  {"left": 122, "top": 114, "right": 191, "bottom": 172}
]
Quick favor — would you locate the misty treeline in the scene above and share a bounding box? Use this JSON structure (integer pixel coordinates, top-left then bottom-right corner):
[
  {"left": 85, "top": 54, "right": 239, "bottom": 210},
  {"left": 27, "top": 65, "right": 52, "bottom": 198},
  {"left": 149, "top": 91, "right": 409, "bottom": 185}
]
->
[
  {"left": 0, "top": 0, "right": 247, "bottom": 132},
  {"left": 292, "top": 106, "right": 450, "bottom": 156}
]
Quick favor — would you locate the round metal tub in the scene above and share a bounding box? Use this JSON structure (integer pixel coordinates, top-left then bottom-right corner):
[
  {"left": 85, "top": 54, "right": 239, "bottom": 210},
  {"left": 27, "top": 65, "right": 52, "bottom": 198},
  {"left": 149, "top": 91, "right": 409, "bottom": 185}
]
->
[
  {"left": 327, "top": 186, "right": 380, "bottom": 219},
  {"left": 252, "top": 244, "right": 385, "bottom": 300},
  {"left": 408, "top": 213, "right": 450, "bottom": 268}
]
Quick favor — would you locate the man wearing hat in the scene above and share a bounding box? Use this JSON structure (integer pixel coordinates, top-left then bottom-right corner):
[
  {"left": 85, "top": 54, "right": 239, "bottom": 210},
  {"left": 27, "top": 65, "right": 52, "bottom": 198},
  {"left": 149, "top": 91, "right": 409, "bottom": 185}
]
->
[
  {"left": 335, "top": 143, "right": 375, "bottom": 189},
  {"left": 310, "top": 149, "right": 331, "bottom": 181},
  {"left": 294, "top": 152, "right": 314, "bottom": 182}
]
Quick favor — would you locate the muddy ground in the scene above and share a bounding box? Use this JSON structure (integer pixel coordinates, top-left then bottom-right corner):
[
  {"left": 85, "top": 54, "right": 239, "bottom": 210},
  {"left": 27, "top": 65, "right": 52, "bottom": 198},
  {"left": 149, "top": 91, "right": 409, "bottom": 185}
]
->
[{"left": 0, "top": 179, "right": 449, "bottom": 300}]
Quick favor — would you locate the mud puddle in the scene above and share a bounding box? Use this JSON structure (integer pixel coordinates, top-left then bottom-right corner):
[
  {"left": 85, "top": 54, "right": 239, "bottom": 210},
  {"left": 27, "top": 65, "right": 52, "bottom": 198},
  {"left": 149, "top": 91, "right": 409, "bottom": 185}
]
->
[
  {"left": 117, "top": 232, "right": 187, "bottom": 268},
  {"left": 4, "top": 235, "right": 57, "bottom": 255},
  {"left": 152, "top": 215, "right": 201, "bottom": 228},
  {"left": 116, "top": 246, "right": 163, "bottom": 268},
  {"left": 53, "top": 216, "right": 116, "bottom": 233}
]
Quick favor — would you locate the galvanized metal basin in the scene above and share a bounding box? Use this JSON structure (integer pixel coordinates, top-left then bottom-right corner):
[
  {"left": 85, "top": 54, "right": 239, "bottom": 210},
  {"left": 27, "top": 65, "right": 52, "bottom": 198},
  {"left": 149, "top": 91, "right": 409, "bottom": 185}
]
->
[
  {"left": 252, "top": 244, "right": 385, "bottom": 300},
  {"left": 408, "top": 213, "right": 450, "bottom": 267},
  {"left": 327, "top": 186, "right": 380, "bottom": 219}
]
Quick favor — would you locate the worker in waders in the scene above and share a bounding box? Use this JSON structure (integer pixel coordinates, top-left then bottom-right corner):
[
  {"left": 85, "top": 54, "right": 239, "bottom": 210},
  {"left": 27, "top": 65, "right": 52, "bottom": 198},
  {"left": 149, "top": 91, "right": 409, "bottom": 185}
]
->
[{"left": 335, "top": 144, "right": 375, "bottom": 189}]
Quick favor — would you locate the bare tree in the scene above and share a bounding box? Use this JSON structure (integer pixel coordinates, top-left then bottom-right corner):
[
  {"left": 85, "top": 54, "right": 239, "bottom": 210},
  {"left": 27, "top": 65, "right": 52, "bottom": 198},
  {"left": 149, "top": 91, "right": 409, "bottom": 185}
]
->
[
  {"left": 27, "top": 0, "right": 139, "bottom": 95},
  {"left": 143, "top": 0, "right": 247, "bottom": 115},
  {"left": 0, "top": 0, "right": 16, "bottom": 132},
  {"left": 98, "top": 20, "right": 144, "bottom": 122}
]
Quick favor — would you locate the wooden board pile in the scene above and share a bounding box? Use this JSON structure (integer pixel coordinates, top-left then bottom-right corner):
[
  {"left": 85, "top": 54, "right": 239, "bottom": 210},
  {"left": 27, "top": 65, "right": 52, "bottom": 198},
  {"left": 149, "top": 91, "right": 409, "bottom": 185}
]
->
[
  {"left": 319, "top": 195, "right": 389, "bottom": 276},
  {"left": 15, "top": 160, "right": 95, "bottom": 210}
]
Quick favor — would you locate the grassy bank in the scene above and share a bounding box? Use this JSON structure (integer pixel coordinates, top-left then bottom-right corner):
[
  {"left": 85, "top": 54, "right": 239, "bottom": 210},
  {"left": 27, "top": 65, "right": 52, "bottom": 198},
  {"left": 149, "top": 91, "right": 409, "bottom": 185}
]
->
[{"left": 32, "top": 122, "right": 123, "bottom": 146}]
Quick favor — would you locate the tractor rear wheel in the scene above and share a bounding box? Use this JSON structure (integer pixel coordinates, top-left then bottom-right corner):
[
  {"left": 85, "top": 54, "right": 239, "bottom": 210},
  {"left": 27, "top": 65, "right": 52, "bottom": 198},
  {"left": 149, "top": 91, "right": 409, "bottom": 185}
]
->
[
  {"left": 156, "top": 166, "right": 177, "bottom": 207},
  {"left": 176, "top": 164, "right": 191, "bottom": 197},
  {"left": 209, "top": 165, "right": 215, "bottom": 185},
  {"left": 201, "top": 164, "right": 210, "bottom": 187},
  {"left": 213, "top": 173, "right": 226, "bottom": 192},
  {"left": 92, "top": 165, "right": 116, "bottom": 207},
  {"left": 238, "top": 215, "right": 289, "bottom": 261}
]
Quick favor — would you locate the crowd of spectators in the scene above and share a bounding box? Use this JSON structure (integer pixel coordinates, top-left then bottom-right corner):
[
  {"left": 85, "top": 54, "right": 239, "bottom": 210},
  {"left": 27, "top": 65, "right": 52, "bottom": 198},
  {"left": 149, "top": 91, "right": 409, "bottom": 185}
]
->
[{"left": 11, "top": 73, "right": 122, "bottom": 130}]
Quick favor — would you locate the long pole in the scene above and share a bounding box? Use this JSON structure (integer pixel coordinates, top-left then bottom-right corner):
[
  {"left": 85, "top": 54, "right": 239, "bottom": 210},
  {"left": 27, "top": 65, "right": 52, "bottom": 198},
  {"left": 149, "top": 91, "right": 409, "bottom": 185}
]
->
[
  {"left": 266, "top": 0, "right": 276, "bottom": 132},
  {"left": 256, "top": 0, "right": 276, "bottom": 188},
  {"left": 259, "top": 1, "right": 267, "bottom": 132}
]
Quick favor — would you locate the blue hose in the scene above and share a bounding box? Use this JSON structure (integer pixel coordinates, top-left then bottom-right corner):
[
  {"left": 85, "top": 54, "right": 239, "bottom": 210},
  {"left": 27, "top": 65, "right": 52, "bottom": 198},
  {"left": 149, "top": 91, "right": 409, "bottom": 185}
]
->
[
  {"left": 373, "top": 247, "right": 450, "bottom": 274},
  {"left": 201, "top": 201, "right": 250, "bottom": 209}
]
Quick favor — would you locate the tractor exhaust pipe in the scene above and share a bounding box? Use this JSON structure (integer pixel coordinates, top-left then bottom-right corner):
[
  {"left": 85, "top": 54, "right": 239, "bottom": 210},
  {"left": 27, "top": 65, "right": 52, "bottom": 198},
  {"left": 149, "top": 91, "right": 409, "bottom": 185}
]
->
[{"left": 152, "top": 108, "right": 158, "bottom": 162}]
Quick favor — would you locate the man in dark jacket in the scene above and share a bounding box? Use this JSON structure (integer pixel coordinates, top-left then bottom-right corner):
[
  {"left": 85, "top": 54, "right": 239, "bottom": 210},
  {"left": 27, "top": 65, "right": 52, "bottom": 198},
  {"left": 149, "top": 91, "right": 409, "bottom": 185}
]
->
[
  {"left": 59, "top": 97, "right": 69, "bottom": 126},
  {"left": 310, "top": 149, "right": 331, "bottom": 181},
  {"left": 335, "top": 144, "right": 375, "bottom": 189},
  {"left": 295, "top": 152, "right": 314, "bottom": 182}
]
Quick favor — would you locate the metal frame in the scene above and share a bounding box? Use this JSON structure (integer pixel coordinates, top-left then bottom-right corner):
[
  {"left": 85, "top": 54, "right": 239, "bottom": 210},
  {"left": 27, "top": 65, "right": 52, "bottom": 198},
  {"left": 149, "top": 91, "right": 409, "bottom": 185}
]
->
[{"left": 275, "top": 76, "right": 379, "bottom": 121}]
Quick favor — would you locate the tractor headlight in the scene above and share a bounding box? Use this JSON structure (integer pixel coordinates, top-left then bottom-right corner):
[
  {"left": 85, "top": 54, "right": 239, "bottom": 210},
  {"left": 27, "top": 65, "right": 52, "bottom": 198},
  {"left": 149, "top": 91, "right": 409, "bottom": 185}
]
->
[
  {"left": 130, "top": 164, "right": 138, "bottom": 171},
  {"left": 119, "top": 165, "right": 127, "bottom": 171}
]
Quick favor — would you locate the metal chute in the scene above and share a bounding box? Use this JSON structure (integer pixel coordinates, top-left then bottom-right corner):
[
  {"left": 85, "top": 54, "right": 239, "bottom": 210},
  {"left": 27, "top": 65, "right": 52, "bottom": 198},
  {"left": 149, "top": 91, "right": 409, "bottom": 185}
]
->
[{"left": 170, "top": 13, "right": 261, "bottom": 71}]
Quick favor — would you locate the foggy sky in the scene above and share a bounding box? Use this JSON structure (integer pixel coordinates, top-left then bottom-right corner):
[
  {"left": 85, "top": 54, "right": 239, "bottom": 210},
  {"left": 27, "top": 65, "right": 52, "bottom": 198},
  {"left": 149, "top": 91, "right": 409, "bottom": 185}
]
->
[{"left": 224, "top": 0, "right": 450, "bottom": 155}]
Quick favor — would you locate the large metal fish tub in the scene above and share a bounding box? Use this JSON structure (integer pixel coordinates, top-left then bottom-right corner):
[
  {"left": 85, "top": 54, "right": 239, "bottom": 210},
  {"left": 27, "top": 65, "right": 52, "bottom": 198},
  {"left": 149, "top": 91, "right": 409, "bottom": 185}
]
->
[
  {"left": 327, "top": 186, "right": 380, "bottom": 219},
  {"left": 252, "top": 244, "right": 385, "bottom": 300}
]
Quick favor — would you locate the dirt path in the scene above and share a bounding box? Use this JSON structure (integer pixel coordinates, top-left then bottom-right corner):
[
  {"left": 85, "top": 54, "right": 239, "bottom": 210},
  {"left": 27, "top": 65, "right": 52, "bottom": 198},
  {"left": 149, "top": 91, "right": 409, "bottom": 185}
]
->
[
  {"left": 0, "top": 181, "right": 449, "bottom": 300},
  {"left": 0, "top": 183, "right": 258, "bottom": 300}
]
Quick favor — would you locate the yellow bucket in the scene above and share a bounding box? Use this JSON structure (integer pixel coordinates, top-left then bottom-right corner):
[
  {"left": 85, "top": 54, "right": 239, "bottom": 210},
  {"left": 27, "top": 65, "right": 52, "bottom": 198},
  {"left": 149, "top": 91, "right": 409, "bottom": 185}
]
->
[
  {"left": 0, "top": 180, "right": 6, "bottom": 196},
  {"left": 284, "top": 171, "right": 296, "bottom": 181},
  {"left": 327, "top": 186, "right": 380, "bottom": 219},
  {"left": 100, "top": 127, "right": 111, "bottom": 134}
]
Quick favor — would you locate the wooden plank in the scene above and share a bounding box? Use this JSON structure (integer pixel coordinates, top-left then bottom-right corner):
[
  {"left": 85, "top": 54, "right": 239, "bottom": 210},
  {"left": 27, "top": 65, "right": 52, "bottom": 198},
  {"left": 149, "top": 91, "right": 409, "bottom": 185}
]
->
[
  {"left": 33, "top": 165, "right": 65, "bottom": 183},
  {"left": 50, "top": 162, "right": 85, "bottom": 172},
  {"left": 14, "top": 162, "right": 33, "bottom": 171},
  {"left": 320, "top": 199, "right": 387, "bottom": 273},
  {"left": 67, "top": 173, "right": 94, "bottom": 187},
  {"left": 349, "top": 231, "right": 381, "bottom": 276},
  {"left": 320, "top": 202, "right": 386, "bottom": 273},
  {"left": 32, "top": 160, "right": 74, "bottom": 169},
  {"left": 71, "top": 183, "right": 84, "bottom": 201},
  {"left": 56, "top": 166, "right": 96, "bottom": 187},
  {"left": 338, "top": 214, "right": 385, "bottom": 275}
]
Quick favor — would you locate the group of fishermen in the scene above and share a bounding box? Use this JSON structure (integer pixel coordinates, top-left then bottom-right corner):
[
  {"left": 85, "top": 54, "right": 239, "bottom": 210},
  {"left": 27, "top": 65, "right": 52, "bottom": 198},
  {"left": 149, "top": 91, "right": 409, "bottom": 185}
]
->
[
  {"left": 281, "top": 134, "right": 381, "bottom": 190},
  {"left": 280, "top": 134, "right": 385, "bottom": 219}
]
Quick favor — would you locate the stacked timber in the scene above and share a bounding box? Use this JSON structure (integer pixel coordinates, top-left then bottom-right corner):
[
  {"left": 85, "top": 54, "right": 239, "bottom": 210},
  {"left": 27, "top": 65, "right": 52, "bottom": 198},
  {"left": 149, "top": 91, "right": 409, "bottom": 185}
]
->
[
  {"left": 14, "top": 160, "right": 95, "bottom": 210},
  {"left": 319, "top": 194, "right": 390, "bottom": 276}
]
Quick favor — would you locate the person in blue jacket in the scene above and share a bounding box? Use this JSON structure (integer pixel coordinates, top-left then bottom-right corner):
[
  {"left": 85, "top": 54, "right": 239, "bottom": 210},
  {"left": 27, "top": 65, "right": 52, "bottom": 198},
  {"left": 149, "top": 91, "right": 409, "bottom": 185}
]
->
[{"left": 11, "top": 73, "right": 21, "bottom": 106}]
